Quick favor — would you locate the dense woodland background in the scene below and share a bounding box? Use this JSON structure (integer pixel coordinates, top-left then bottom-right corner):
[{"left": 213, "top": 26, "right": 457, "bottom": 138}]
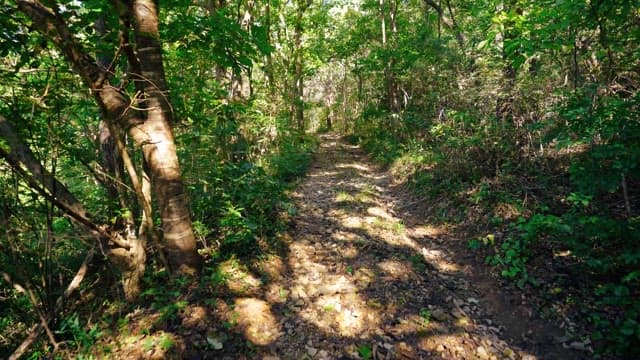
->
[{"left": 1, "top": 0, "right": 639, "bottom": 358}]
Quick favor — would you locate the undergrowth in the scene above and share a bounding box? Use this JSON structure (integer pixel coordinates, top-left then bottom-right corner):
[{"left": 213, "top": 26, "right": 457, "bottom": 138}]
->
[
  {"left": 0, "top": 121, "right": 317, "bottom": 359},
  {"left": 350, "top": 91, "right": 640, "bottom": 357}
]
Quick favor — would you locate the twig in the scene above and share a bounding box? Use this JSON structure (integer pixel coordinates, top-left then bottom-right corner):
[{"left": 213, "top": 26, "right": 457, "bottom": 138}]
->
[{"left": 622, "top": 174, "right": 631, "bottom": 217}]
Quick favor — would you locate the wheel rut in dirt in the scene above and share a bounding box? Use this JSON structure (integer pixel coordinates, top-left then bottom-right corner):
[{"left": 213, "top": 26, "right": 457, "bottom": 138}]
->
[{"left": 235, "top": 134, "right": 582, "bottom": 359}]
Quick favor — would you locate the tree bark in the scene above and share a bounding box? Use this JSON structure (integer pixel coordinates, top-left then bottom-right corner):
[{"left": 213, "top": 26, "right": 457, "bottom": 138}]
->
[
  {"left": 293, "top": 0, "right": 306, "bottom": 131},
  {"left": 0, "top": 115, "right": 86, "bottom": 219},
  {"left": 130, "top": 0, "right": 202, "bottom": 274}
]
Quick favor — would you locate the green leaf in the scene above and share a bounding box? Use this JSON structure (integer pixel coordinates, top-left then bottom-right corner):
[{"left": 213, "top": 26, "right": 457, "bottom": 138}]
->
[{"left": 358, "top": 344, "right": 373, "bottom": 359}]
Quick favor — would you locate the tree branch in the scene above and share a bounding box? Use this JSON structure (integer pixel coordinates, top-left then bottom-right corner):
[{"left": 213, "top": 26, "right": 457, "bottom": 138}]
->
[
  {"left": 0, "top": 115, "right": 87, "bottom": 218},
  {"left": 0, "top": 141, "right": 131, "bottom": 249},
  {"left": 16, "top": 0, "right": 146, "bottom": 133},
  {"left": 423, "top": 0, "right": 465, "bottom": 48}
]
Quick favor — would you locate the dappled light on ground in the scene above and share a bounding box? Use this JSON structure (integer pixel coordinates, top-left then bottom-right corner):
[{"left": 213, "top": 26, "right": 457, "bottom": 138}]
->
[
  {"left": 220, "top": 260, "right": 262, "bottom": 296},
  {"left": 233, "top": 298, "right": 281, "bottom": 345},
  {"left": 252, "top": 134, "right": 543, "bottom": 358},
  {"left": 340, "top": 215, "right": 365, "bottom": 229},
  {"left": 420, "top": 247, "right": 462, "bottom": 273},
  {"left": 190, "top": 134, "right": 580, "bottom": 359},
  {"left": 335, "top": 163, "right": 371, "bottom": 172},
  {"left": 377, "top": 260, "right": 415, "bottom": 281}
]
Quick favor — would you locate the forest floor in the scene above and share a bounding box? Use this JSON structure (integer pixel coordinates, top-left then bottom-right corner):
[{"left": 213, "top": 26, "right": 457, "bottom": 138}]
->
[
  {"left": 109, "top": 134, "right": 587, "bottom": 360},
  {"left": 206, "top": 134, "right": 585, "bottom": 359}
]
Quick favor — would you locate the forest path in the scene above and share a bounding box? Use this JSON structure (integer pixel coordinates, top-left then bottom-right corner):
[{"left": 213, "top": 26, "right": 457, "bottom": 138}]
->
[
  {"left": 225, "top": 134, "right": 578, "bottom": 360},
  {"left": 248, "top": 134, "right": 580, "bottom": 359}
]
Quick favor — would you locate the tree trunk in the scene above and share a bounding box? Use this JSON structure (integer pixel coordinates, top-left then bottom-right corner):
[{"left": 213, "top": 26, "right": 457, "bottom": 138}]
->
[
  {"left": 496, "top": 0, "right": 520, "bottom": 125},
  {"left": 265, "top": 1, "right": 276, "bottom": 97},
  {"left": 293, "top": 0, "right": 306, "bottom": 132},
  {"left": 388, "top": 0, "right": 399, "bottom": 112},
  {"left": 130, "top": 0, "right": 202, "bottom": 275}
]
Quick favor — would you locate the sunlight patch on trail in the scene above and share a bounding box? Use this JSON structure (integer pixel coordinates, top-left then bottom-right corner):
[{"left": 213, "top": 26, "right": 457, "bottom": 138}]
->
[
  {"left": 308, "top": 170, "right": 340, "bottom": 177},
  {"left": 420, "top": 247, "right": 461, "bottom": 273},
  {"left": 233, "top": 298, "right": 281, "bottom": 345},
  {"left": 341, "top": 215, "right": 365, "bottom": 229},
  {"left": 288, "top": 241, "right": 380, "bottom": 337},
  {"left": 336, "top": 163, "right": 371, "bottom": 172},
  {"left": 412, "top": 224, "right": 448, "bottom": 237},
  {"left": 367, "top": 206, "right": 395, "bottom": 220},
  {"left": 220, "top": 260, "right": 262, "bottom": 296},
  {"left": 377, "top": 260, "right": 416, "bottom": 281}
]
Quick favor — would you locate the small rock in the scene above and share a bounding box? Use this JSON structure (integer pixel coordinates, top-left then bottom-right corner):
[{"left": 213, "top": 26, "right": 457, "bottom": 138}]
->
[
  {"left": 476, "top": 346, "right": 489, "bottom": 360},
  {"left": 436, "top": 344, "right": 445, "bottom": 353},
  {"left": 317, "top": 350, "right": 329, "bottom": 358},
  {"left": 565, "top": 341, "right": 592, "bottom": 352},
  {"left": 554, "top": 335, "right": 572, "bottom": 343},
  {"left": 467, "top": 297, "right": 480, "bottom": 304},
  {"left": 206, "top": 334, "right": 224, "bottom": 350},
  {"left": 383, "top": 343, "right": 393, "bottom": 350},
  {"left": 502, "top": 348, "right": 515, "bottom": 359},
  {"left": 397, "top": 342, "right": 416, "bottom": 359},
  {"left": 431, "top": 308, "right": 449, "bottom": 322},
  {"left": 485, "top": 339, "right": 492, "bottom": 347},
  {"left": 344, "top": 344, "right": 358, "bottom": 356},
  {"left": 451, "top": 307, "right": 467, "bottom": 319}
]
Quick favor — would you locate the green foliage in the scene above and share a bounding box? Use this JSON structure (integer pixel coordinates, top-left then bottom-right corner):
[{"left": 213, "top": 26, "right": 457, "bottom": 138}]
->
[
  {"left": 338, "top": 0, "right": 640, "bottom": 356},
  {"left": 591, "top": 284, "right": 640, "bottom": 357},
  {"left": 419, "top": 308, "right": 431, "bottom": 325},
  {"left": 409, "top": 255, "right": 427, "bottom": 273},
  {"left": 268, "top": 135, "right": 317, "bottom": 182},
  {"left": 185, "top": 131, "right": 316, "bottom": 258},
  {"left": 57, "top": 313, "right": 103, "bottom": 353},
  {"left": 487, "top": 214, "right": 570, "bottom": 288},
  {"left": 357, "top": 344, "right": 373, "bottom": 360}
]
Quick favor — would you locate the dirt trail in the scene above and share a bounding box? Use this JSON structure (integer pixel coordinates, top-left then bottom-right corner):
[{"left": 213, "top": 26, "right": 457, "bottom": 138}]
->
[{"left": 227, "top": 134, "right": 582, "bottom": 359}]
